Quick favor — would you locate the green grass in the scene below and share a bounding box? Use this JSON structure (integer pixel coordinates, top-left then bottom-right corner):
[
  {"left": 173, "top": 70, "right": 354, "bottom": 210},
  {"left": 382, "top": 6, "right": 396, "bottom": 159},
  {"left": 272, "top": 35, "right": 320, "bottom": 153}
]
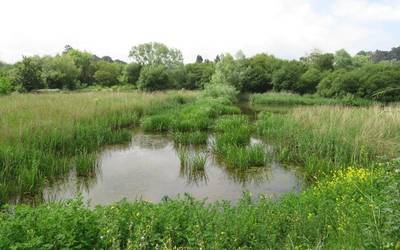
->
[
  {"left": 212, "top": 115, "right": 267, "bottom": 169},
  {"left": 256, "top": 105, "right": 400, "bottom": 179},
  {"left": 221, "top": 144, "right": 269, "bottom": 169},
  {"left": 0, "top": 91, "right": 198, "bottom": 200},
  {"left": 250, "top": 92, "right": 374, "bottom": 107},
  {"left": 1, "top": 88, "right": 399, "bottom": 249},
  {"left": 173, "top": 131, "right": 208, "bottom": 145}
]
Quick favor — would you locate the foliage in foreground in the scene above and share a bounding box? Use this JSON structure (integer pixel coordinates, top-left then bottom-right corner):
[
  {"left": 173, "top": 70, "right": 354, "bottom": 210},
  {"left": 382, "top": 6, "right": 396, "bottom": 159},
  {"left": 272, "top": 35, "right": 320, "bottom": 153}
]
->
[{"left": 0, "top": 161, "right": 398, "bottom": 249}]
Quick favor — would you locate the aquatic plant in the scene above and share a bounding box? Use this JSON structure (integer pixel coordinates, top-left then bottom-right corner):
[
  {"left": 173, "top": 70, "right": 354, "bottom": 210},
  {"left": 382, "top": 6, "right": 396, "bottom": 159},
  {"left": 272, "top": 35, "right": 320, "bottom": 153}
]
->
[
  {"left": 173, "top": 131, "right": 208, "bottom": 145},
  {"left": 0, "top": 91, "right": 197, "bottom": 200}
]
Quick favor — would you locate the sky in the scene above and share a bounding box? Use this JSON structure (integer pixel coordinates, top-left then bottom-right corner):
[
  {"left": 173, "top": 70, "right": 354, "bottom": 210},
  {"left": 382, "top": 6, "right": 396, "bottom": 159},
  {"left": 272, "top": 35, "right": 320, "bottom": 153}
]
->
[{"left": 1, "top": 0, "right": 400, "bottom": 63}]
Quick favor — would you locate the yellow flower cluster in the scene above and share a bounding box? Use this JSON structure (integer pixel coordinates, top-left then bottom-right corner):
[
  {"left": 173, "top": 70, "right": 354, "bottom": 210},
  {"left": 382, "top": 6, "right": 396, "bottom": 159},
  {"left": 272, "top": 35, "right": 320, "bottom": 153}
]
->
[{"left": 326, "top": 167, "right": 372, "bottom": 188}]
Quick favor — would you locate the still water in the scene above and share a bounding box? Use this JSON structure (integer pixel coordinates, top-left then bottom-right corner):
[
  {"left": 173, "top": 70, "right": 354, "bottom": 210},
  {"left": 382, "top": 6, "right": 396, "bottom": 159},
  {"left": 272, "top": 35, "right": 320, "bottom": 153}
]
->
[{"left": 44, "top": 132, "right": 303, "bottom": 205}]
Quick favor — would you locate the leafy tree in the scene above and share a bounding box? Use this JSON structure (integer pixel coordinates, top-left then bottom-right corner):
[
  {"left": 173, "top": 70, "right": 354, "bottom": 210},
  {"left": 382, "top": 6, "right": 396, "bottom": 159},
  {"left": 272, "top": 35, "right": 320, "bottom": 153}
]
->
[
  {"left": 0, "top": 75, "right": 13, "bottom": 94},
  {"left": 168, "top": 64, "right": 187, "bottom": 89},
  {"left": 210, "top": 54, "right": 241, "bottom": 89},
  {"left": 137, "top": 64, "right": 170, "bottom": 91},
  {"left": 297, "top": 68, "right": 323, "bottom": 94},
  {"left": 272, "top": 60, "right": 307, "bottom": 92},
  {"left": 42, "top": 55, "right": 80, "bottom": 89},
  {"left": 94, "top": 61, "right": 122, "bottom": 86},
  {"left": 184, "top": 62, "right": 215, "bottom": 89},
  {"left": 129, "top": 42, "right": 183, "bottom": 66},
  {"left": 65, "top": 48, "right": 96, "bottom": 85},
  {"left": 352, "top": 55, "right": 371, "bottom": 67},
  {"left": 301, "top": 50, "right": 334, "bottom": 71},
  {"left": 122, "top": 63, "right": 142, "bottom": 84},
  {"left": 334, "top": 49, "right": 353, "bottom": 69},
  {"left": 317, "top": 64, "right": 400, "bottom": 101},
  {"left": 240, "top": 54, "right": 280, "bottom": 92},
  {"left": 195, "top": 55, "right": 203, "bottom": 63},
  {"left": 14, "top": 56, "right": 44, "bottom": 91}
]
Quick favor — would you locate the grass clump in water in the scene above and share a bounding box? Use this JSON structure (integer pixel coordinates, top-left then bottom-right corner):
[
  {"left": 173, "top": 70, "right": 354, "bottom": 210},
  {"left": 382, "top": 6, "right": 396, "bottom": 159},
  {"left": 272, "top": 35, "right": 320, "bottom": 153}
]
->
[
  {"left": 173, "top": 131, "right": 208, "bottom": 145},
  {"left": 213, "top": 115, "right": 269, "bottom": 169},
  {"left": 75, "top": 151, "right": 100, "bottom": 177},
  {"left": 219, "top": 144, "right": 269, "bottom": 169}
]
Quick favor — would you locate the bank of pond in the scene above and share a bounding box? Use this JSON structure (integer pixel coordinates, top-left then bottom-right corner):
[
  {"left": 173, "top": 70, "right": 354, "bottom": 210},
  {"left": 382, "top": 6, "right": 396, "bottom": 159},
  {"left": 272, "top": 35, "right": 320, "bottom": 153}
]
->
[{"left": 0, "top": 90, "right": 399, "bottom": 249}]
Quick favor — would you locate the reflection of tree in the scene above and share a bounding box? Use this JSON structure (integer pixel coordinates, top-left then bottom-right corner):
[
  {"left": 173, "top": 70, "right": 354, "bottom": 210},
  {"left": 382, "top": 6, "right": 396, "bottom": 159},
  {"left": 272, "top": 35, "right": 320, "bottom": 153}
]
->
[{"left": 211, "top": 156, "right": 272, "bottom": 185}]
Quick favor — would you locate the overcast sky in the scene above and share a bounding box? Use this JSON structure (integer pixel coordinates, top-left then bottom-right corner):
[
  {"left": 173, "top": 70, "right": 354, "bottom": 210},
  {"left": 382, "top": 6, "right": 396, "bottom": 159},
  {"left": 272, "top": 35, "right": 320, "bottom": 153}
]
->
[{"left": 1, "top": 0, "right": 400, "bottom": 63}]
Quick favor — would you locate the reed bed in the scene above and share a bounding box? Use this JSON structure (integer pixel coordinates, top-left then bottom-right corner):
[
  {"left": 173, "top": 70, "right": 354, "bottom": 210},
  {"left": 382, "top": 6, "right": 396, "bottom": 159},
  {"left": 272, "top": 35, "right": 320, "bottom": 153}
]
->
[
  {"left": 257, "top": 105, "right": 400, "bottom": 178},
  {"left": 0, "top": 91, "right": 197, "bottom": 200}
]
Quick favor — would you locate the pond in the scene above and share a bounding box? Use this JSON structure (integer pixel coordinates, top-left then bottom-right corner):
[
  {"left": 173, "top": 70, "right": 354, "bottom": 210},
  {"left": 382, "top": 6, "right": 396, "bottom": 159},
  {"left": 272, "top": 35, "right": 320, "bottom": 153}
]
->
[{"left": 42, "top": 132, "right": 303, "bottom": 206}]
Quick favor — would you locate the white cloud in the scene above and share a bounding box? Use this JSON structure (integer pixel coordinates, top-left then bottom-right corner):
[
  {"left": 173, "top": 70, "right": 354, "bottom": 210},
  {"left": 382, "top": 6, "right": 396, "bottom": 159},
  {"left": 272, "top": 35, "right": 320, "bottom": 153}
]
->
[
  {"left": 332, "top": 0, "right": 400, "bottom": 21},
  {"left": 0, "top": 0, "right": 398, "bottom": 63}
]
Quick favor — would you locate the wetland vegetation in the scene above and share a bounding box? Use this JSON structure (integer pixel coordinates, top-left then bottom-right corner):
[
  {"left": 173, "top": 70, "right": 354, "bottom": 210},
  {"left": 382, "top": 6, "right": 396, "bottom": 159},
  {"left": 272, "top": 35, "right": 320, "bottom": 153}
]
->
[{"left": 0, "top": 43, "right": 399, "bottom": 249}]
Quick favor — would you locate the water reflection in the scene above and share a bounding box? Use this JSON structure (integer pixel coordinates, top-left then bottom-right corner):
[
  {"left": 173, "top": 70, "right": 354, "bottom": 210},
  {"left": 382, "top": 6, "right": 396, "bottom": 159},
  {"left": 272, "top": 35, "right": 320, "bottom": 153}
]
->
[{"left": 39, "top": 131, "right": 302, "bottom": 205}]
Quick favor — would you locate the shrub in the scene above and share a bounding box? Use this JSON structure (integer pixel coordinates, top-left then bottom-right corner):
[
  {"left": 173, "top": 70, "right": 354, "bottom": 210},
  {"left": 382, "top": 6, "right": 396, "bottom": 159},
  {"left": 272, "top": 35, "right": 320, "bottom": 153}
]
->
[
  {"left": 0, "top": 75, "right": 13, "bottom": 94},
  {"left": 137, "top": 64, "right": 171, "bottom": 91}
]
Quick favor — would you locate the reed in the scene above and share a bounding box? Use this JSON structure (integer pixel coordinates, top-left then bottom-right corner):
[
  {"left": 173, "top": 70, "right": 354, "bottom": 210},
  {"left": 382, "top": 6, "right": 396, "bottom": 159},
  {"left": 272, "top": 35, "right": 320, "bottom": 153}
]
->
[
  {"left": 256, "top": 105, "right": 400, "bottom": 178},
  {"left": 0, "top": 91, "right": 197, "bottom": 200}
]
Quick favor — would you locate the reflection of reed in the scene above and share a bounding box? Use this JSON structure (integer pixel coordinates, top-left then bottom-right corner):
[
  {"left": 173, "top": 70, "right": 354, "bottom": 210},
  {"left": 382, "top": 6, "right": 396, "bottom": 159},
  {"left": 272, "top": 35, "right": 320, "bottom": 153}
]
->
[
  {"left": 179, "top": 164, "right": 208, "bottom": 186},
  {"left": 211, "top": 155, "right": 272, "bottom": 185},
  {"left": 132, "top": 132, "right": 170, "bottom": 150},
  {"left": 177, "top": 146, "right": 209, "bottom": 186}
]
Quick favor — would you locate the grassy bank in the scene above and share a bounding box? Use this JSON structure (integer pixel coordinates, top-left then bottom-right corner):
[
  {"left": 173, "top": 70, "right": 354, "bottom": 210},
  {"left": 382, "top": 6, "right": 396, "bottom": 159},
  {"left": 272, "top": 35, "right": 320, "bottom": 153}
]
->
[
  {"left": 250, "top": 92, "right": 374, "bottom": 107},
  {"left": 0, "top": 161, "right": 398, "bottom": 249},
  {"left": 0, "top": 91, "right": 198, "bottom": 201},
  {"left": 1, "top": 90, "right": 399, "bottom": 249},
  {"left": 256, "top": 105, "right": 400, "bottom": 179}
]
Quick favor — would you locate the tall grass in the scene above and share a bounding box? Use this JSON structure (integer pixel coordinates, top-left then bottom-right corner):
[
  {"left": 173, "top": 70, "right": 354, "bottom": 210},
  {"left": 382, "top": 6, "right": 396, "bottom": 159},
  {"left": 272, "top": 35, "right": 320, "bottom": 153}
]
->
[
  {"left": 173, "top": 131, "right": 208, "bottom": 145},
  {"left": 256, "top": 105, "right": 400, "bottom": 179},
  {"left": 0, "top": 91, "right": 197, "bottom": 200},
  {"left": 177, "top": 147, "right": 208, "bottom": 184},
  {"left": 250, "top": 92, "right": 374, "bottom": 107}
]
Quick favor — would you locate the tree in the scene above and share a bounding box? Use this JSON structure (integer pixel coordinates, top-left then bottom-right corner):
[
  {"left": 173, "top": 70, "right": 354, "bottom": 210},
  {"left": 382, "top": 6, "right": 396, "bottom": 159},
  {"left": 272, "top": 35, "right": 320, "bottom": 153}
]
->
[
  {"left": 334, "top": 49, "right": 353, "bottom": 69},
  {"left": 352, "top": 55, "right": 371, "bottom": 67},
  {"left": 122, "top": 63, "right": 142, "bottom": 84},
  {"left": 210, "top": 54, "right": 241, "bottom": 89},
  {"left": 301, "top": 50, "right": 334, "bottom": 71},
  {"left": 184, "top": 62, "right": 215, "bottom": 89},
  {"left": 137, "top": 64, "right": 170, "bottom": 91},
  {"left": 14, "top": 56, "right": 44, "bottom": 91},
  {"left": 0, "top": 75, "right": 12, "bottom": 94},
  {"left": 272, "top": 60, "right": 307, "bottom": 92},
  {"left": 42, "top": 55, "right": 80, "bottom": 89},
  {"left": 240, "top": 54, "right": 281, "bottom": 92},
  {"left": 195, "top": 55, "right": 203, "bottom": 63},
  {"left": 168, "top": 64, "right": 187, "bottom": 89},
  {"left": 65, "top": 48, "right": 96, "bottom": 85},
  {"left": 129, "top": 42, "right": 183, "bottom": 66},
  {"left": 297, "top": 68, "right": 323, "bottom": 94},
  {"left": 94, "top": 61, "right": 122, "bottom": 86}
]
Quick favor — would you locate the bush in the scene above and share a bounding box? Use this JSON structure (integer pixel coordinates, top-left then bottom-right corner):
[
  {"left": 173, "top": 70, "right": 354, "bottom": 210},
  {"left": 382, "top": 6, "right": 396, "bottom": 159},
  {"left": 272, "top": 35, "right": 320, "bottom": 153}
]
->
[
  {"left": 122, "top": 63, "right": 142, "bottom": 84},
  {"left": 42, "top": 55, "right": 80, "bottom": 90},
  {"left": 14, "top": 56, "right": 44, "bottom": 91},
  {"left": 137, "top": 64, "right": 171, "bottom": 91},
  {"left": 202, "top": 84, "right": 239, "bottom": 103},
  {"left": 0, "top": 76, "right": 13, "bottom": 94},
  {"left": 94, "top": 61, "right": 122, "bottom": 86}
]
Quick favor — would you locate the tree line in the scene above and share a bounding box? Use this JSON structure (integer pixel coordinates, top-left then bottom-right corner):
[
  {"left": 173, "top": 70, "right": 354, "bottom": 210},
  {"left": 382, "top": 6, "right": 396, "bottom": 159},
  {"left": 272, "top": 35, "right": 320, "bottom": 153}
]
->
[{"left": 1, "top": 42, "right": 400, "bottom": 101}]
